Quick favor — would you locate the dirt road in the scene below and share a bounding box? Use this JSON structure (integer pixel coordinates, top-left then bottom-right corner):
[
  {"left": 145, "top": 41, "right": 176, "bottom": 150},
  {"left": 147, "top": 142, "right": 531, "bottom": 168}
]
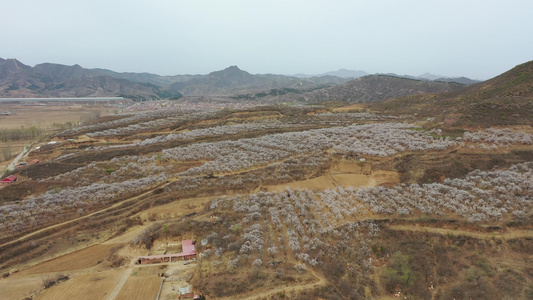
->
[{"left": 388, "top": 224, "right": 533, "bottom": 240}]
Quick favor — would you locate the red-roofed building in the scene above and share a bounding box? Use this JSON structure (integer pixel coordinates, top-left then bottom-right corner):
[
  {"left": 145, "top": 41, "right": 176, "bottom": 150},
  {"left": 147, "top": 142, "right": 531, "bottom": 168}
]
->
[
  {"left": 0, "top": 175, "right": 17, "bottom": 186},
  {"left": 138, "top": 239, "right": 196, "bottom": 264},
  {"left": 29, "top": 159, "right": 40, "bottom": 165},
  {"left": 181, "top": 239, "right": 196, "bottom": 257}
]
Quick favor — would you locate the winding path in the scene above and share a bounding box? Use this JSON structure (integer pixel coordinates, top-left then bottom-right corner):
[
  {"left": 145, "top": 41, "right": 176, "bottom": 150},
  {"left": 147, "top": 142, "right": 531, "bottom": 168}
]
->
[
  {"left": 388, "top": 224, "right": 533, "bottom": 240},
  {"left": 217, "top": 269, "right": 327, "bottom": 300}
]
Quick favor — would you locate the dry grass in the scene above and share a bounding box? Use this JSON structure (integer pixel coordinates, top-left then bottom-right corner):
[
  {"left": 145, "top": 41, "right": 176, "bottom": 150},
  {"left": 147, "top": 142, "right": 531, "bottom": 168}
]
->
[
  {"left": 38, "top": 269, "right": 125, "bottom": 300},
  {"left": 265, "top": 159, "right": 399, "bottom": 192},
  {"left": 18, "top": 244, "right": 123, "bottom": 275},
  {"left": 332, "top": 103, "right": 366, "bottom": 112},
  {"left": 0, "top": 273, "right": 44, "bottom": 300},
  {"left": 227, "top": 110, "right": 283, "bottom": 119},
  {"left": 140, "top": 195, "right": 214, "bottom": 221}
]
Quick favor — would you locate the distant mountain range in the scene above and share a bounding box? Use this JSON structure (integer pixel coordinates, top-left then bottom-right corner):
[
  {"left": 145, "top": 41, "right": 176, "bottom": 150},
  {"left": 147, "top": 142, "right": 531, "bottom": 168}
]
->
[
  {"left": 0, "top": 58, "right": 480, "bottom": 100},
  {"left": 0, "top": 59, "right": 350, "bottom": 99},
  {"left": 384, "top": 72, "right": 481, "bottom": 85},
  {"left": 294, "top": 69, "right": 481, "bottom": 85}
]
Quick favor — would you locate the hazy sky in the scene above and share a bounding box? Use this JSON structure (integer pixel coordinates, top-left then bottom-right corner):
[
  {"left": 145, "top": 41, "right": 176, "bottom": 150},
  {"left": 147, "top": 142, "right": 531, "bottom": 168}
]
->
[{"left": 2, "top": 0, "right": 532, "bottom": 79}]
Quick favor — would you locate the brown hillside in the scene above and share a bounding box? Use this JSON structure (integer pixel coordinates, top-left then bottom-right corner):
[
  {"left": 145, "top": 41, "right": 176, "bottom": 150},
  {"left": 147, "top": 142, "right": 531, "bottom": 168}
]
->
[
  {"left": 371, "top": 60, "right": 533, "bottom": 127},
  {"left": 272, "top": 74, "right": 467, "bottom": 104}
]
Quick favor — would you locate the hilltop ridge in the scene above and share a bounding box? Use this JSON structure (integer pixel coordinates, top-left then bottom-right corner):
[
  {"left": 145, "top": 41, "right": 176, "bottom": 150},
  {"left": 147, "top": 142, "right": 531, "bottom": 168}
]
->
[
  {"left": 371, "top": 60, "right": 533, "bottom": 127},
  {"left": 265, "top": 74, "right": 467, "bottom": 104}
]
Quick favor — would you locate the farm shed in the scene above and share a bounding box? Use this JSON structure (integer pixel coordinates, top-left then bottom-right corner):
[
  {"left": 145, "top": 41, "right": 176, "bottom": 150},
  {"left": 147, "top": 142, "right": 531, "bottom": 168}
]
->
[
  {"left": 16, "top": 162, "right": 28, "bottom": 168},
  {"left": 178, "top": 285, "right": 193, "bottom": 299},
  {"left": 138, "top": 239, "right": 196, "bottom": 264},
  {"left": 0, "top": 175, "right": 17, "bottom": 186}
]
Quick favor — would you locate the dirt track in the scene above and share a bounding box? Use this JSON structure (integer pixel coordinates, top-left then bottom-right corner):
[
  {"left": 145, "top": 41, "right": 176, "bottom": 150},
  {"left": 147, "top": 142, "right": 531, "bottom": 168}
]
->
[
  {"left": 217, "top": 269, "right": 327, "bottom": 300},
  {"left": 388, "top": 224, "right": 533, "bottom": 240}
]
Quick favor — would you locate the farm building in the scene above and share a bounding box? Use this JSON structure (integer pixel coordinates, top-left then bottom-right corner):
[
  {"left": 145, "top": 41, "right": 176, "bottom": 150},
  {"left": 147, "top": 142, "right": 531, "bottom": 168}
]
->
[
  {"left": 0, "top": 175, "right": 17, "bottom": 186},
  {"left": 29, "top": 159, "right": 40, "bottom": 165},
  {"left": 178, "top": 285, "right": 193, "bottom": 299},
  {"left": 138, "top": 239, "right": 196, "bottom": 264}
]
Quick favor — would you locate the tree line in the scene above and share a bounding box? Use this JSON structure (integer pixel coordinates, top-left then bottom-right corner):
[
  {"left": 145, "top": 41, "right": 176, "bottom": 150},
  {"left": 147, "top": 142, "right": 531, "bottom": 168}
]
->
[{"left": 0, "top": 126, "right": 43, "bottom": 142}]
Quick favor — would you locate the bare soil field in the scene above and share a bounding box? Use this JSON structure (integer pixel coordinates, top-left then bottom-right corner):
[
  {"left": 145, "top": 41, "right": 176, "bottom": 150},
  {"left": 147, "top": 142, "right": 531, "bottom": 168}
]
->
[
  {"left": 18, "top": 244, "right": 123, "bottom": 275},
  {"left": 0, "top": 104, "right": 113, "bottom": 171},
  {"left": 265, "top": 174, "right": 358, "bottom": 191},
  {"left": 38, "top": 269, "right": 125, "bottom": 300},
  {"left": 0, "top": 105, "right": 112, "bottom": 130},
  {"left": 115, "top": 270, "right": 162, "bottom": 300},
  {"left": 0, "top": 273, "right": 44, "bottom": 300}
]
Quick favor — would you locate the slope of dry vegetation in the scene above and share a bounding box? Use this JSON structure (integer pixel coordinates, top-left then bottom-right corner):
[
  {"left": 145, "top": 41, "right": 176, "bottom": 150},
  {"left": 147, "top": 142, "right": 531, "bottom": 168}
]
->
[
  {"left": 0, "top": 99, "right": 532, "bottom": 299},
  {"left": 370, "top": 60, "right": 533, "bottom": 127}
]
